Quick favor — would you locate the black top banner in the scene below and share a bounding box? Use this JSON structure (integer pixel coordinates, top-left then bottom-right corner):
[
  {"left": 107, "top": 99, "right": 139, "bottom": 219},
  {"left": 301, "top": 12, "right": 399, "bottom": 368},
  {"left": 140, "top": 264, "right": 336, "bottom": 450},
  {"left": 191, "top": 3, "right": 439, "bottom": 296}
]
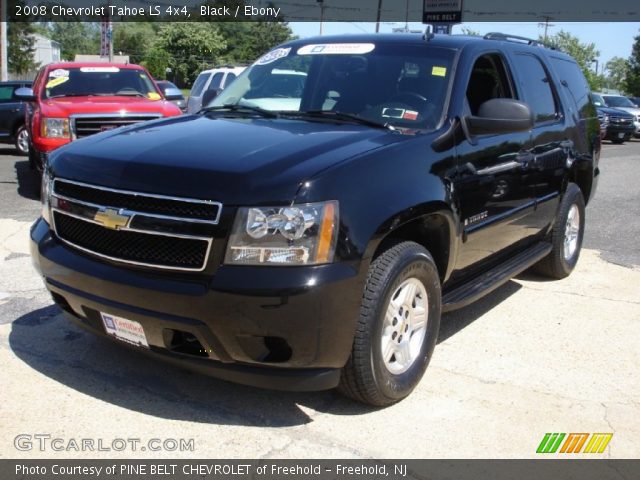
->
[{"left": 7, "top": 0, "right": 640, "bottom": 22}]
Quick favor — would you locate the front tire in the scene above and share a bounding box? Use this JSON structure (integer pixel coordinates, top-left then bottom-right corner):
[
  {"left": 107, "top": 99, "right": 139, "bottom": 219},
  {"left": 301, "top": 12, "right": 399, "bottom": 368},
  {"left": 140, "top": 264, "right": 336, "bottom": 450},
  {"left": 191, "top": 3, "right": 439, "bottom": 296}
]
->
[
  {"left": 338, "top": 241, "right": 441, "bottom": 406},
  {"left": 534, "top": 183, "right": 585, "bottom": 279},
  {"left": 14, "top": 125, "right": 29, "bottom": 156}
]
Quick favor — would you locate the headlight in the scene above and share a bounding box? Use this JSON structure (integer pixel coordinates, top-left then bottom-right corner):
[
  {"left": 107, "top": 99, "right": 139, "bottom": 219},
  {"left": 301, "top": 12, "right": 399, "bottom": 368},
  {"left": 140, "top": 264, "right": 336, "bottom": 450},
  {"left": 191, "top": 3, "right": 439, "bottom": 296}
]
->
[
  {"left": 603, "top": 114, "right": 610, "bottom": 122},
  {"left": 224, "top": 201, "right": 339, "bottom": 266},
  {"left": 41, "top": 118, "right": 70, "bottom": 138},
  {"left": 40, "top": 166, "right": 53, "bottom": 225}
]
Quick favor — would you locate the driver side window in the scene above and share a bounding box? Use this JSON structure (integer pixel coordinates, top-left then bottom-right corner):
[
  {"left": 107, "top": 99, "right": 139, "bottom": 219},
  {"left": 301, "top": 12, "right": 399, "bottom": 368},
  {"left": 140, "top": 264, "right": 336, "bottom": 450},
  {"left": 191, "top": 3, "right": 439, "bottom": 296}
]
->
[{"left": 466, "top": 54, "right": 515, "bottom": 115}]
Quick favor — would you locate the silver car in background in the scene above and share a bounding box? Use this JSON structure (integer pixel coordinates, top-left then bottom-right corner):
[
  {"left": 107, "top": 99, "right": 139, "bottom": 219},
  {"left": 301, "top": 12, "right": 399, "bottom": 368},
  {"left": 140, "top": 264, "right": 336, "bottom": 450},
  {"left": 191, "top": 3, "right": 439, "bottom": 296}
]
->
[{"left": 186, "top": 66, "right": 246, "bottom": 114}]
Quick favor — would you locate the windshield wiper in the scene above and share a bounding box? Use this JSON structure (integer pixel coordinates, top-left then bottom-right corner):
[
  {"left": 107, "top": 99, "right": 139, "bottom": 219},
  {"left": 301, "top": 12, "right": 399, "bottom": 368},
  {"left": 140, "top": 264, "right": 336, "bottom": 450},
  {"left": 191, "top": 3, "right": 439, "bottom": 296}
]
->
[
  {"left": 200, "top": 104, "right": 279, "bottom": 118},
  {"left": 47, "top": 93, "right": 112, "bottom": 99},
  {"left": 284, "top": 110, "right": 392, "bottom": 130}
]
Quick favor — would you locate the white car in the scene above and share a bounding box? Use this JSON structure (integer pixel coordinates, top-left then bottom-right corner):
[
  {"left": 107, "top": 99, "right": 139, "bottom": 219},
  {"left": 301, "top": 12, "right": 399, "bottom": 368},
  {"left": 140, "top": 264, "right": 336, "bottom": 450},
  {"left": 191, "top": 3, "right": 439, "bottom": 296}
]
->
[
  {"left": 187, "top": 66, "right": 246, "bottom": 114},
  {"left": 600, "top": 94, "right": 640, "bottom": 137}
]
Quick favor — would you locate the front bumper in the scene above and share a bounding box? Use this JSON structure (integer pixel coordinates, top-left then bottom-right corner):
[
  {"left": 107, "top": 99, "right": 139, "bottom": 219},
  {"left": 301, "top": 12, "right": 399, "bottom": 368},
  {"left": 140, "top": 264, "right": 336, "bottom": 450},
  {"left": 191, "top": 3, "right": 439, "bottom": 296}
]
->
[
  {"left": 30, "top": 218, "right": 366, "bottom": 391},
  {"left": 605, "top": 123, "right": 635, "bottom": 140}
]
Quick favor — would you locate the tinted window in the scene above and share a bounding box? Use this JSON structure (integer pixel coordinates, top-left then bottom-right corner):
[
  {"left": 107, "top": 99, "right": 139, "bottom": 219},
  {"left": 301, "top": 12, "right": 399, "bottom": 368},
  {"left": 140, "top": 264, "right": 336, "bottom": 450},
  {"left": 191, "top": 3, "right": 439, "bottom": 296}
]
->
[
  {"left": 591, "top": 93, "right": 605, "bottom": 107},
  {"left": 466, "top": 54, "right": 515, "bottom": 115},
  {"left": 224, "top": 73, "right": 237, "bottom": 87},
  {"left": 603, "top": 95, "right": 635, "bottom": 108},
  {"left": 206, "top": 72, "right": 225, "bottom": 91},
  {"left": 550, "top": 57, "right": 591, "bottom": 118},
  {"left": 512, "top": 54, "right": 558, "bottom": 123},
  {"left": 0, "top": 86, "right": 13, "bottom": 102},
  {"left": 190, "top": 73, "right": 211, "bottom": 97}
]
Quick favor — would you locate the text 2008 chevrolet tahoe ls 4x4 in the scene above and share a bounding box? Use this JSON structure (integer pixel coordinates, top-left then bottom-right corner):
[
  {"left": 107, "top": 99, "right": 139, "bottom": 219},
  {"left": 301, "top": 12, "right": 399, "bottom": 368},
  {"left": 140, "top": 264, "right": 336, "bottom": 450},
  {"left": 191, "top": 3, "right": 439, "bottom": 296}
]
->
[{"left": 31, "top": 33, "right": 599, "bottom": 406}]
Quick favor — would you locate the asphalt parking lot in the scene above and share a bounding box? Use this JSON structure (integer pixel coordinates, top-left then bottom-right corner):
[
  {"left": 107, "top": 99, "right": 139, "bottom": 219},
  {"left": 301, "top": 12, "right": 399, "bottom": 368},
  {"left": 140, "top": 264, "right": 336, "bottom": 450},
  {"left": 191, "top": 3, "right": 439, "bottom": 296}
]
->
[{"left": 0, "top": 140, "right": 638, "bottom": 459}]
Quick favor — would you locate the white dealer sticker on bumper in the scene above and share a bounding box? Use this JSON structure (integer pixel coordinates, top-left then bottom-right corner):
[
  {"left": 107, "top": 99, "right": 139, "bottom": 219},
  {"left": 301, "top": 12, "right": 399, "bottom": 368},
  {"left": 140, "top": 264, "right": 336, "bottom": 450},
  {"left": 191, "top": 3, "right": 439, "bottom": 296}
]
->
[{"left": 100, "top": 312, "right": 149, "bottom": 348}]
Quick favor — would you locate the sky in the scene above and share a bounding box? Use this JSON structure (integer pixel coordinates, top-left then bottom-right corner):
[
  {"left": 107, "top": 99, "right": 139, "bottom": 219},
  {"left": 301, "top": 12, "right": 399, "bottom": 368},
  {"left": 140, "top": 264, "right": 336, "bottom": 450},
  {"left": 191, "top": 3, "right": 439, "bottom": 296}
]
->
[{"left": 290, "top": 22, "right": 640, "bottom": 74}]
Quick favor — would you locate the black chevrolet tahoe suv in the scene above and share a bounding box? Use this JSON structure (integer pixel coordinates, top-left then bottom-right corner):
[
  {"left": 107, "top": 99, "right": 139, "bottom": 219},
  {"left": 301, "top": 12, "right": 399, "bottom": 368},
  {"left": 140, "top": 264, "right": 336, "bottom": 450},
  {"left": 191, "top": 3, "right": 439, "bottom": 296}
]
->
[{"left": 31, "top": 33, "right": 600, "bottom": 406}]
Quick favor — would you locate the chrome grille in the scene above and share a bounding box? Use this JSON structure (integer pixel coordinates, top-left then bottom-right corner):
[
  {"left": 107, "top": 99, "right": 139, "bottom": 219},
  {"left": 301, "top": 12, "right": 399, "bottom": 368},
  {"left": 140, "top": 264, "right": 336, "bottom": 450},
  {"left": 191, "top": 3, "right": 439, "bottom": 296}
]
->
[
  {"left": 71, "top": 114, "right": 161, "bottom": 139},
  {"left": 51, "top": 179, "right": 221, "bottom": 271},
  {"left": 611, "top": 116, "right": 632, "bottom": 125}
]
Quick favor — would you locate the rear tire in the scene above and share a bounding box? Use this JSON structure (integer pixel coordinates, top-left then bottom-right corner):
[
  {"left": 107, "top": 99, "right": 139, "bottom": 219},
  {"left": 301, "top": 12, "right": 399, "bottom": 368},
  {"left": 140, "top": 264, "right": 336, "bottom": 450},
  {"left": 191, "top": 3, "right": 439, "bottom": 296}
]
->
[
  {"left": 533, "top": 183, "right": 585, "bottom": 279},
  {"left": 338, "top": 241, "right": 441, "bottom": 406}
]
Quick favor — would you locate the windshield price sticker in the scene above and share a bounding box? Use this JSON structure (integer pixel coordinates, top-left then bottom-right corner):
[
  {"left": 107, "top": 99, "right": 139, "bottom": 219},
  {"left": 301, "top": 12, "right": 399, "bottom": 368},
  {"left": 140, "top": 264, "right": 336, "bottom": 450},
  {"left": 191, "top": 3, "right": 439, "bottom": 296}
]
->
[
  {"left": 432, "top": 66, "right": 447, "bottom": 77},
  {"left": 49, "top": 69, "right": 69, "bottom": 78},
  {"left": 297, "top": 43, "right": 376, "bottom": 55},
  {"left": 45, "top": 77, "right": 69, "bottom": 89},
  {"left": 255, "top": 48, "right": 291, "bottom": 65},
  {"left": 80, "top": 67, "right": 120, "bottom": 73}
]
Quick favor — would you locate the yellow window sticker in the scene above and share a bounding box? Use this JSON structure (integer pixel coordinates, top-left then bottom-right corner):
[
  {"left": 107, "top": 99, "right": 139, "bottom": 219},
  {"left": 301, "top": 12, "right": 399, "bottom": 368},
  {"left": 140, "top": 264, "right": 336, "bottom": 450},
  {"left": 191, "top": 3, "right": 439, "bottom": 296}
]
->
[
  {"left": 147, "top": 92, "right": 161, "bottom": 100},
  {"left": 45, "top": 77, "right": 69, "bottom": 88},
  {"left": 432, "top": 66, "right": 447, "bottom": 77}
]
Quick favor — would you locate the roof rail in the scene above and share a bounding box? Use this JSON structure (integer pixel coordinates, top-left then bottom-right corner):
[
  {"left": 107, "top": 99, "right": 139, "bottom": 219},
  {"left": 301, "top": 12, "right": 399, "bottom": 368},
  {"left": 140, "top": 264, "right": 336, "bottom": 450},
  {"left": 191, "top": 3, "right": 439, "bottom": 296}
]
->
[{"left": 483, "top": 32, "right": 555, "bottom": 49}]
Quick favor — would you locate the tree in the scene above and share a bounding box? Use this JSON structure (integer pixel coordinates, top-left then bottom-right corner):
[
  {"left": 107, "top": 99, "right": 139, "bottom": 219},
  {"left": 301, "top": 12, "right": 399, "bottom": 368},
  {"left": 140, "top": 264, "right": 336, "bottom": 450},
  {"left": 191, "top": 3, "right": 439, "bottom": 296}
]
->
[
  {"left": 7, "top": 21, "right": 38, "bottom": 75},
  {"left": 624, "top": 32, "right": 640, "bottom": 96},
  {"left": 544, "top": 31, "right": 602, "bottom": 91},
  {"left": 141, "top": 48, "right": 171, "bottom": 80},
  {"left": 461, "top": 27, "right": 481, "bottom": 36},
  {"left": 43, "top": 22, "right": 100, "bottom": 61},
  {"left": 156, "top": 23, "right": 227, "bottom": 85},
  {"left": 232, "top": 22, "right": 293, "bottom": 63},
  {"left": 113, "top": 23, "right": 158, "bottom": 64},
  {"left": 605, "top": 57, "right": 630, "bottom": 92}
]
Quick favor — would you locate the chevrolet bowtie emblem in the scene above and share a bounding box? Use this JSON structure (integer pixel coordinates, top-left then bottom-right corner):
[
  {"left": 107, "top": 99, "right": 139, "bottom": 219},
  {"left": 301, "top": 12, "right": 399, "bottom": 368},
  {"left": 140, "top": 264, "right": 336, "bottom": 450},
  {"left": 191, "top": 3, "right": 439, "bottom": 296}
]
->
[{"left": 93, "top": 208, "right": 130, "bottom": 230}]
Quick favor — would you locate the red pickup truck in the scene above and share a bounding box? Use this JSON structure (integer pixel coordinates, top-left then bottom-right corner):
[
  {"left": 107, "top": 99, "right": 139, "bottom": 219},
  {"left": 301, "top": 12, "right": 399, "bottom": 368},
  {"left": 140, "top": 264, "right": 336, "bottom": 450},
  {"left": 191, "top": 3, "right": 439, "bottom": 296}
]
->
[{"left": 18, "top": 62, "right": 181, "bottom": 173}]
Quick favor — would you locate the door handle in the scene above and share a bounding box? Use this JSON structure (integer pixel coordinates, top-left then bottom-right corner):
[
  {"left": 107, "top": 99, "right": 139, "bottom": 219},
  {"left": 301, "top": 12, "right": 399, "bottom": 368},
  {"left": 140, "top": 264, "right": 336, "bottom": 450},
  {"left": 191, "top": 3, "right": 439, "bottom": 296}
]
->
[{"left": 476, "top": 161, "right": 520, "bottom": 175}]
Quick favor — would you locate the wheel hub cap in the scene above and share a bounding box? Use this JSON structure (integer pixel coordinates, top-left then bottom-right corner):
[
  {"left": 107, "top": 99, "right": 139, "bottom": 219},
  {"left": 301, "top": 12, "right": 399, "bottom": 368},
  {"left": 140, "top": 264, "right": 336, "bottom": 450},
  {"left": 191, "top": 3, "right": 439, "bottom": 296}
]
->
[
  {"left": 563, "top": 204, "right": 580, "bottom": 261},
  {"left": 381, "top": 277, "right": 429, "bottom": 375},
  {"left": 17, "top": 129, "right": 29, "bottom": 153}
]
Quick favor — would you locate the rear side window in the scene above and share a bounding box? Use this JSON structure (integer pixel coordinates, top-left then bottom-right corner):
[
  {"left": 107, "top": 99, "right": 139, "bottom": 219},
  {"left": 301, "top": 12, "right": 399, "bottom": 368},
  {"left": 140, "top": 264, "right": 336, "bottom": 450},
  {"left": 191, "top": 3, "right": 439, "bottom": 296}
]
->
[
  {"left": 190, "top": 73, "right": 211, "bottom": 97},
  {"left": 550, "top": 57, "right": 591, "bottom": 118},
  {"left": 206, "top": 72, "right": 225, "bottom": 91},
  {"left": 0, "top": 86, "right": 13, "bottom": 101},
  {"left": 223, "top": 73, "right": 237, "bottom": 87},
  {"left": 511, "top": 53, "right": 558, "bottom": 124}
]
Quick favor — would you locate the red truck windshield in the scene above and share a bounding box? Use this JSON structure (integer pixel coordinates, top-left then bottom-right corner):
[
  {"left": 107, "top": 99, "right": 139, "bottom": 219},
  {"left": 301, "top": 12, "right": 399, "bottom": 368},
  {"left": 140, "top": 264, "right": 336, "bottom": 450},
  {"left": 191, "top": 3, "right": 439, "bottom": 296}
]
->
[{"left": 43, "top": 67, "right": 160, "bottom": 100}]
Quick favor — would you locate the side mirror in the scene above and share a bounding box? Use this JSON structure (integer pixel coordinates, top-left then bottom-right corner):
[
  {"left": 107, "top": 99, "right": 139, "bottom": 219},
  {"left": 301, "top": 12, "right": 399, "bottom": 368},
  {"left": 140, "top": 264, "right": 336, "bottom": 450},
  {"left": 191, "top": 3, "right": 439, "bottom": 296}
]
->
[
  {"left": 15, "top": 87, "right": 35, "bottom": 101},
  {"left": 465, "top": 98, "right": 533, "bottom": 136},
  {"left": 163, "top": 87, "right": 183, "bottom": 101},
  {"left": 201, "top": 88, "right": 223, "bottom": 107}
]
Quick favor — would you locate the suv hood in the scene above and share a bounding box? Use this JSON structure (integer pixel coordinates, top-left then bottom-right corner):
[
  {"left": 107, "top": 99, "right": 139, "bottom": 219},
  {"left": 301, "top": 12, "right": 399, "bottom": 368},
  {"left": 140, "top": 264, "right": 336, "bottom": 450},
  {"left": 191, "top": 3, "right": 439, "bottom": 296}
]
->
[
  {"left": 40, "top": 96, "right": 175, "bottom": 116},
  {"left": 597, "top": 106, "right": 636, "bottom": 118},
  {"left": 50, "top": 114, "right": 404, "bottom": 205},
  {"left": 604, "top": 105, "right": 640, "bottom": 118}
]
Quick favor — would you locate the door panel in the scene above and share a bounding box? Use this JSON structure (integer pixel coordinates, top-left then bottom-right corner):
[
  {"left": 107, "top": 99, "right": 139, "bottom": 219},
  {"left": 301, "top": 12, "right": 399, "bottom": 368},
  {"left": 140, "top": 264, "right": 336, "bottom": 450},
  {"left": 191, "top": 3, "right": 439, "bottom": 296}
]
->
[
  {"left": 509, "top": 52, "right": 568, "bottom": 231},
  {"left": 454, "top": 131, "right": 536, "bottom": 270}
]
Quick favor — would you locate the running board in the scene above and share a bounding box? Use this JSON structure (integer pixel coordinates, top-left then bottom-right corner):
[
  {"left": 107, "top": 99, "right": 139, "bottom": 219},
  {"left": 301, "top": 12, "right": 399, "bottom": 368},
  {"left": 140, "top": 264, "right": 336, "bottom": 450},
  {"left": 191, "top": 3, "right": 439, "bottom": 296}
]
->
[{"left": 442, "top": 242, "right": 552, "bottom": 312}]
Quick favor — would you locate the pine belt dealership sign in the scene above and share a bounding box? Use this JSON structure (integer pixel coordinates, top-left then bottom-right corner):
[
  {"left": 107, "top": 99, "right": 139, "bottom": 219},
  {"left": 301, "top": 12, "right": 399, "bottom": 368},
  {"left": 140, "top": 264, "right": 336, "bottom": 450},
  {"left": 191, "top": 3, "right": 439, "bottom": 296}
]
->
[
  {"left": 7, "top": 0, "right": 640, "bottom": 22},
  {"left": 423, "top": 0, "right": 463, "bottom": 23}
]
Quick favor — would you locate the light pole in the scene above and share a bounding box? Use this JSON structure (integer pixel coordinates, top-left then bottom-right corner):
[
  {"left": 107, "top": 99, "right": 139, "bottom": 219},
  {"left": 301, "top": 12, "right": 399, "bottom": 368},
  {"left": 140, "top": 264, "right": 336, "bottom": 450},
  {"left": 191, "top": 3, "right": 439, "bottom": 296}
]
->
[{"left": 1, "top": 0, "right": 8, "bottom": 81}]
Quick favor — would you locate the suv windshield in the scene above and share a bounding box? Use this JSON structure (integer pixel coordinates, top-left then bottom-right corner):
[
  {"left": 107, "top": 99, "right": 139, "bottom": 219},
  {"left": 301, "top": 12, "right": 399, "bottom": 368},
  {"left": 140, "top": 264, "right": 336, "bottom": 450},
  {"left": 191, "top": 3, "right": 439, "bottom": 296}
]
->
[
  {"left": 211, "top": 42, "right": 456, "bottom": 131},
  {"left": 43, "top": 67, "right": 160, "bottom": 99},
  {"left": 604, "top": 95, "right": 636, "bottom": 108}
]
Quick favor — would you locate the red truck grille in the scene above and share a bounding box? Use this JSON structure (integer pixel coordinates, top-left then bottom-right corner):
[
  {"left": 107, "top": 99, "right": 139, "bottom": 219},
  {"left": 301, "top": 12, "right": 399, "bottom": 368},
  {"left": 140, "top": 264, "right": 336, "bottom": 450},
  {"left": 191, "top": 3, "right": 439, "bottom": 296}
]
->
[{"left": 71, "top": 115, "right": 161, "bottom": 139}]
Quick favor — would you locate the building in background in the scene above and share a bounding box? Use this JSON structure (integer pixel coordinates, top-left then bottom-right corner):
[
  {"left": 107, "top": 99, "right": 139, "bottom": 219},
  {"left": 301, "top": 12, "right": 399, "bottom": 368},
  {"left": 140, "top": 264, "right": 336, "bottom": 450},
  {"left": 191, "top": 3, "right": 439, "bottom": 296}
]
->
[{"left": 32, "top": 33, "right": 61, "bottom": 66}]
